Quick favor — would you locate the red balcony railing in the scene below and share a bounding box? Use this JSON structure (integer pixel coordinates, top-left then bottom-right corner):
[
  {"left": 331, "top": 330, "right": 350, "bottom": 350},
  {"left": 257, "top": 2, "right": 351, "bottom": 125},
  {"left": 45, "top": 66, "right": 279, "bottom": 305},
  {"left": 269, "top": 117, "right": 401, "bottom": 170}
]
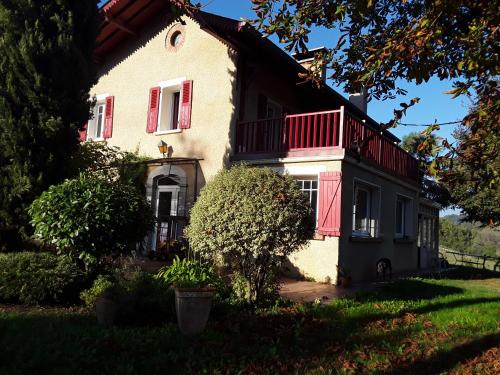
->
[{"left": 235, "top": 107, "right": 419, "bottom": 183}]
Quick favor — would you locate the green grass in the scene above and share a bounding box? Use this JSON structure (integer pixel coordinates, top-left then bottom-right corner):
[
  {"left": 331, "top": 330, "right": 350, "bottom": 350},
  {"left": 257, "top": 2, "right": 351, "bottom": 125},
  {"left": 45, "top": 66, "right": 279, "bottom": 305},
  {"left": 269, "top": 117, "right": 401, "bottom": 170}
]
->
[{"left": 1, "top": 269, "right": 499, "bottom": 374}]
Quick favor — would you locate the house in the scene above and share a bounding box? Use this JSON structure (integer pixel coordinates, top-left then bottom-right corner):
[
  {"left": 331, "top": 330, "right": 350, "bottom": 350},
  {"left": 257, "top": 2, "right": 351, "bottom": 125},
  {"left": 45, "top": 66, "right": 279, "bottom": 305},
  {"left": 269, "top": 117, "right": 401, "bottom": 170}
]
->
[{"left": 84, "top": 0, "right": 440, "bottom": 282}]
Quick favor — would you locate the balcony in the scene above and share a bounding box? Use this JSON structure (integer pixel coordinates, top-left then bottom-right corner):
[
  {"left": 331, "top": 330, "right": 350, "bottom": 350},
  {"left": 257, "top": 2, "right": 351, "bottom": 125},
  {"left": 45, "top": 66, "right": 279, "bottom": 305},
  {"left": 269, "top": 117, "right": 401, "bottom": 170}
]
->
[{"left": 234, "top": 107, "right": 419, "bottom": 183}]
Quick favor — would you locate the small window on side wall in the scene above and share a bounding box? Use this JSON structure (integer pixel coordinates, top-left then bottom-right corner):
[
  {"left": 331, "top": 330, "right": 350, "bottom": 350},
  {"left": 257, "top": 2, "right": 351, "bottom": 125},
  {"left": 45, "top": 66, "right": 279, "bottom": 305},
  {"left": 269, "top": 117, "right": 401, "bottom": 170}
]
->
[
  {"left": 85, "top": 95, "right": 114, "bottom": 141},
  {"left": 296, "top": 179, "right": 319, "bottom": 224},
  {"left": 87, "top": 102, "right": 105, "bottom": 140},
  {"left": 352, "top": 181, "right": 380, "bottom": 237},
  {"left": 395, "top": 195, "right": 413, "bottom": 238}
]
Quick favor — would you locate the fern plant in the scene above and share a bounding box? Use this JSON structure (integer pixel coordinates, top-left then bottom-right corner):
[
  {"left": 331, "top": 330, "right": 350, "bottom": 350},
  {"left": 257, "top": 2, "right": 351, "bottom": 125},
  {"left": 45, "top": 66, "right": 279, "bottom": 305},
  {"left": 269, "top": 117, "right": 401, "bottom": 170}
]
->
[{"left": 156, "top": 256, "right": 219, "bottom": 289}]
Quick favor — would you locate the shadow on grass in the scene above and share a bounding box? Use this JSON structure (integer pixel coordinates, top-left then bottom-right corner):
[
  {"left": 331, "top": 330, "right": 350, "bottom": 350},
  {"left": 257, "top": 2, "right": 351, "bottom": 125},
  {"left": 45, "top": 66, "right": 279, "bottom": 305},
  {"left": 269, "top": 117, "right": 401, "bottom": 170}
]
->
[
  {"left": 354, "top": 278, "right": 464, "bottom": 301},
  {"left": 1, "top": 277, "right": 498, "bottom": 374},
  {"left": 384, "top": 333, "right": 500, "bottom": 375},
  {"left": 427, "top": 266, "right": 500, "bottom": 280}
]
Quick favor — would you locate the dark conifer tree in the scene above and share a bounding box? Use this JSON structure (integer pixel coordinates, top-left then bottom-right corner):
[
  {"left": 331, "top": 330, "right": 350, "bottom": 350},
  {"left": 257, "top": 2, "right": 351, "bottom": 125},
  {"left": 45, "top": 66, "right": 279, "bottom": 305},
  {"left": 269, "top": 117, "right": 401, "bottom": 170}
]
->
[{"left": 0, "top": 1, "right": 100, "bottom": 248}]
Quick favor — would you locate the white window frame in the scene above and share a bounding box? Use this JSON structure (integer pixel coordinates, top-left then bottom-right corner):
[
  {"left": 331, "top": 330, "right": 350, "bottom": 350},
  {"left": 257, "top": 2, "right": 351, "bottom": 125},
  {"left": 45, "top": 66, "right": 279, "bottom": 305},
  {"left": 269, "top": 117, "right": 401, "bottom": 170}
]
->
[
  {"left": 86, "top": 93, "right": 109, "bottom": 141},
  {"left": 395, "top": 194, "right": 413, "bottom": 238},
  {"left": 296, "top": 178, "right": 319, "bottom": 225},
  {"left": 352, "top": 178, "right": 381, "bottom": 238},
  {"left": 155, "top": 77, "right": 185, "bottom": 135}
]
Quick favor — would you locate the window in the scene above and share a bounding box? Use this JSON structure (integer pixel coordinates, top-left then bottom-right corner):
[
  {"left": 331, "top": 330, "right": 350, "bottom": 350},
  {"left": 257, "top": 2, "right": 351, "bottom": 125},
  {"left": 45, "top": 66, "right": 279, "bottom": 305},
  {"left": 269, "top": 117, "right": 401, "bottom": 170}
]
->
[
  {"left": 352, "top": 181, "right": 380, "bottom": 237},
  {"left": 267, "top": 99, "right": 282, "bottom": 118},
  {"left": 395, "top": 195, "right": 413, "bottom": 238},
  {"left": 86, "top": 101, "right": 106, "bottom": 140},
  {"left": 166, "top": 24, "right": 185, "bottom": 52},
  {"left": 158, "top": 84, "right": 181, "bottom": 132},
  {"left": 297, "top": 179, "right": 318, "bottom": 222}
]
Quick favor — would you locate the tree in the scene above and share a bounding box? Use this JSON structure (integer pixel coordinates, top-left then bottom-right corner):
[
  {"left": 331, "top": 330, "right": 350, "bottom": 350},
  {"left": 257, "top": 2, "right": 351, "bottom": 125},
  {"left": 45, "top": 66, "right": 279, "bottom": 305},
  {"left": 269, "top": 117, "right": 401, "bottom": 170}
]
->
[
  {"left": 29, "top": 174, "right": 154, "bottom": 270},
  {"left": 401, "top": 132, "right": 451, "bottom": 207},
  {"left": 69, "top": 142, "right": 150, "bottom": 194},
  {"left": 0, "top": 1, "right": 101, "bottom": 248},
  {"left": 242, "top": 0, "right": 499, "bottom": 225},
  {"left": 186, "top": 165, "right": 314, "bottom": 307}
]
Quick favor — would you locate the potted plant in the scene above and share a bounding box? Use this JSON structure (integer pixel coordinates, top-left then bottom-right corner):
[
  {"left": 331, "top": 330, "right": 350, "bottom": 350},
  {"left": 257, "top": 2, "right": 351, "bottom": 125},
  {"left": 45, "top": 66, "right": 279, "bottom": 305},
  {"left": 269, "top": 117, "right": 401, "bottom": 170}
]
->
[
  {"left": 95, "top": 285, "right": 121, "bottom": 327},
  {"left": 156, "top": 256, "right": 218, "bottom": 336},
  {"left": 337, "top": 266, "right": 352, "bottom": 288}
]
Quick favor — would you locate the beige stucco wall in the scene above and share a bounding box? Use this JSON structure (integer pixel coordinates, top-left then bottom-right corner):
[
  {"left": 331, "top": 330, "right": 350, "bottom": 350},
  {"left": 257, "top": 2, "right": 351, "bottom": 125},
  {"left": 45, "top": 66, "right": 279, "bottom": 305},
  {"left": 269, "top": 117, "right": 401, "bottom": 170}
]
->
[
  {"left": 338, "top": 157, "right": 420, "bottom": 281},
  {"left": 92, "top": 14, "right": 238, "bottom": 185}
]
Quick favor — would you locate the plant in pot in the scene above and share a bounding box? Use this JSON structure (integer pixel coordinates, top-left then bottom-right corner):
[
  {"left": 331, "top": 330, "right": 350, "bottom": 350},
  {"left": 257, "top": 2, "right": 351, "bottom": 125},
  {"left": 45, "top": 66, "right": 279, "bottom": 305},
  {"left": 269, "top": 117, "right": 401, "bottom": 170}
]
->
[
  {"left": 95, "top": 286, "right": 122, "bottom": 327},
  {"left": 81, "top": 275, "right": 122, "bottom": 327},
  {"left": 337, "top": 266, "right": 352, "bottom": 288},
  {"left": 156, "top": 256, "right": 219, "bottom": 336}
]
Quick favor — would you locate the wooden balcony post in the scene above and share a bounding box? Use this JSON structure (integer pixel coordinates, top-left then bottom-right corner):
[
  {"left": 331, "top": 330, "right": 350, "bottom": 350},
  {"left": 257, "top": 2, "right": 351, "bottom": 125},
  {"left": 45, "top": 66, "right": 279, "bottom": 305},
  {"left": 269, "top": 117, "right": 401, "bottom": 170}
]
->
[{"left": 339, "top": 106, "right": 345, "bottom": 148}]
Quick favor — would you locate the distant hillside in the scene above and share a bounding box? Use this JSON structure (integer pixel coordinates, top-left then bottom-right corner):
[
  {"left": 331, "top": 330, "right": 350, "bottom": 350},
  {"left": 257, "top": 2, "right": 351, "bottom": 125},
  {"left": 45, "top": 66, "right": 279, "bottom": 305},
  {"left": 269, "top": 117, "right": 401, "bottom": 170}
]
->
[{"left": 440, "top": 216, "right": 499, "bottom": 256}]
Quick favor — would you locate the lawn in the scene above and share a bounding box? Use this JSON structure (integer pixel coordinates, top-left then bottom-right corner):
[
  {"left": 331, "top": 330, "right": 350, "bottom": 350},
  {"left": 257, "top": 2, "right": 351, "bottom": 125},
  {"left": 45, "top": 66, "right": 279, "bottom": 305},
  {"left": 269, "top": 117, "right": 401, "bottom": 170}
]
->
[{"left": 1, "top": 269, "right": 499, "bottom": 374}]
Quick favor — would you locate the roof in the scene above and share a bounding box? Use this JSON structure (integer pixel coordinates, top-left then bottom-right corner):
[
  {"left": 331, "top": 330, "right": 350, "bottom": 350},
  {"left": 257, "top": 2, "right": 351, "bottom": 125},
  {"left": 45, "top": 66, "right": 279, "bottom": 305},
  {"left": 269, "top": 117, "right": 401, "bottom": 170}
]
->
[{"left": 96, "top": 0, "right": 400, "bottom": 142}]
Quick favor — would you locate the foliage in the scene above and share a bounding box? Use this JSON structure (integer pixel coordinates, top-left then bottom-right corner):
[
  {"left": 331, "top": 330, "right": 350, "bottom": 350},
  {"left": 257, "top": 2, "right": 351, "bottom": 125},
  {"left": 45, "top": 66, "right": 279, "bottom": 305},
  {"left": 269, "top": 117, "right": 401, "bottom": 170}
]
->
[
  {"left": 240, "top": 0, "right": 499, "bottom": 225},
  {"left": 156, "top": 256, "right": 219, "bottom": 289},
  {"left": 0, "top": 252, "right": 83, "bottom": 305},
  {"left": 29, "top": 174, "right": 154, "bottom": 268},
  {"left": 80, "top": 261, "right": 176, "bottom": 325},
  {"left": 0, "top": 1, "right": 100, "bottom": 248},
  {"left": 186, "top": 165, "right": 315, "bottom": 306},
  {"left": 438, "top": 113, "right": 500, "bottom": 225},
  {"left": 440, "top": 217, "right": 498, "bottom": 257},
  {"left": 0, "top": 274, "right": 499, "bottom": 373},
  {"left": 401, "top": 132, "right": 452, "bottom": 207},
  {"left": 79, "top": 275, "right": 114, "bottom": 308},
  {"left": 70, "top": 142, "right": 149, "bottom": 194}
]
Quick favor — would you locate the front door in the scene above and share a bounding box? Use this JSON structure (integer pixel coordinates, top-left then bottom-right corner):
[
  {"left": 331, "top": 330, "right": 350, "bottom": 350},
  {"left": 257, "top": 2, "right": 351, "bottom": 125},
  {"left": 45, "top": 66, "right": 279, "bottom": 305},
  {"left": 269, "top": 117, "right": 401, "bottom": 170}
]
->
[{"left": 153, "top": 186, "right": 179, "bottom": 251}]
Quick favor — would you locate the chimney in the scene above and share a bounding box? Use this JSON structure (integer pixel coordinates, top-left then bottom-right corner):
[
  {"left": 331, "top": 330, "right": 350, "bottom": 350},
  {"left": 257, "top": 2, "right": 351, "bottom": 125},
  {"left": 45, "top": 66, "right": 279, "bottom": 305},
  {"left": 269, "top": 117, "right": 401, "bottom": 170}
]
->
[
  {"left": 349, "top": 89, "right": 368, "bottom": 113},
  {"left": 293, "top": 47, "right": 328, "bottom": 83}
]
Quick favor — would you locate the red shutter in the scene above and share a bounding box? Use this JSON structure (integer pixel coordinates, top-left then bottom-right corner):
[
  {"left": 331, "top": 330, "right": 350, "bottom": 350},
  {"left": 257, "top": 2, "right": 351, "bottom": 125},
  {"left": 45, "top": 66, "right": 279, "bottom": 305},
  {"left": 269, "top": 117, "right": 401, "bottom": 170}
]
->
[
  {"left": 103, "top": 96, "right": 114, "bottom": 139},
  {"left": 179, "top": 80, "right": 193, "bottom": 129},
  {"left": 317, "top": 171, "right": 342, "bottom": 236},
  {"left": 79, "top": 122, "right": 88, "bottom": 142},
  {"left": 147, "top": 87, "right": 161, "bottom": 133}
]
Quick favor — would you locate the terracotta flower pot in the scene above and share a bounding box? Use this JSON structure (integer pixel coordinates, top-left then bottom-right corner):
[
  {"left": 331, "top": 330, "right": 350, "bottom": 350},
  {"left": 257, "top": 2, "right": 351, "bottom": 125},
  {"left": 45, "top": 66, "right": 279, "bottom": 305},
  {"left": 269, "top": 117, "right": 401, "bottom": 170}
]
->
[
  {"left": 96, "top": 296, "right": 117, "bottom": 327},
  {"left": 175, "top": 288, "right": 215, "bottom": 336}
]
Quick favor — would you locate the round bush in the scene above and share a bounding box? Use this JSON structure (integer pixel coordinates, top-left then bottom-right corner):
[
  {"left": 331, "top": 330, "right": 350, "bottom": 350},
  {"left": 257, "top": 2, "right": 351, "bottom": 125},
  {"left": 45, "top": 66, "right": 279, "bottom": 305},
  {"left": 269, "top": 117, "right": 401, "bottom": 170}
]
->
[
  {"left": 29, "top": 174, "right": 154, "bottom": 265},
  {"left": 0, "top": 252, "right": 83, "bottom": 305},
  {"left": 186, "top": 165, "right": 314, "bottom": 306}
]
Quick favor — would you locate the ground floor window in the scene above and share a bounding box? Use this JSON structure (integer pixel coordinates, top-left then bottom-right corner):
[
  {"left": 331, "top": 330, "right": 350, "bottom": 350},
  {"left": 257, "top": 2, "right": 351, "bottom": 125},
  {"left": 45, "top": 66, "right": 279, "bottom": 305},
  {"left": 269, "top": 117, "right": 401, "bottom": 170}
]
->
[
  {"left": 395, "top": 195, "right": 413, "bottom": 238},
  {"left": 352, "top": 180, "right": 380, "bottom": 237},
  {"left": 296, "top": 179, "right": 318, "bottom": 224}
]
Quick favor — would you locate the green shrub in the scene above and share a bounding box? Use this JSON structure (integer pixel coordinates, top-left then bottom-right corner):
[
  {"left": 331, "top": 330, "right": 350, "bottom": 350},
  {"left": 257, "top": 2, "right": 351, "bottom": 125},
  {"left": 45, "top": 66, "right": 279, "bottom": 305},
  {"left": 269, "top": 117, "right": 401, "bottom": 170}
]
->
[
  {"left": 156, "top": 256, "right": 220, "bottom": 289},
  {"left": 186, "top": 165, "right": 315, "bottom": 307},
  {"left": 0, "top": 252, "right": 83, "bottom": 305},
  {"left": 69, "top": 142, "right": 149, "bottom": 194},
  {"left": 29, "top": 174, "right": 154, "bottom": 268},
  {"left": 120, "top": 271, "right": 175, "bottom": 326},
  {"left": 80, "top": 275, "right": 114, "bottom": 308},
  {"left": 80, "top": 268, "right": 175, "bottom": 326}
]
